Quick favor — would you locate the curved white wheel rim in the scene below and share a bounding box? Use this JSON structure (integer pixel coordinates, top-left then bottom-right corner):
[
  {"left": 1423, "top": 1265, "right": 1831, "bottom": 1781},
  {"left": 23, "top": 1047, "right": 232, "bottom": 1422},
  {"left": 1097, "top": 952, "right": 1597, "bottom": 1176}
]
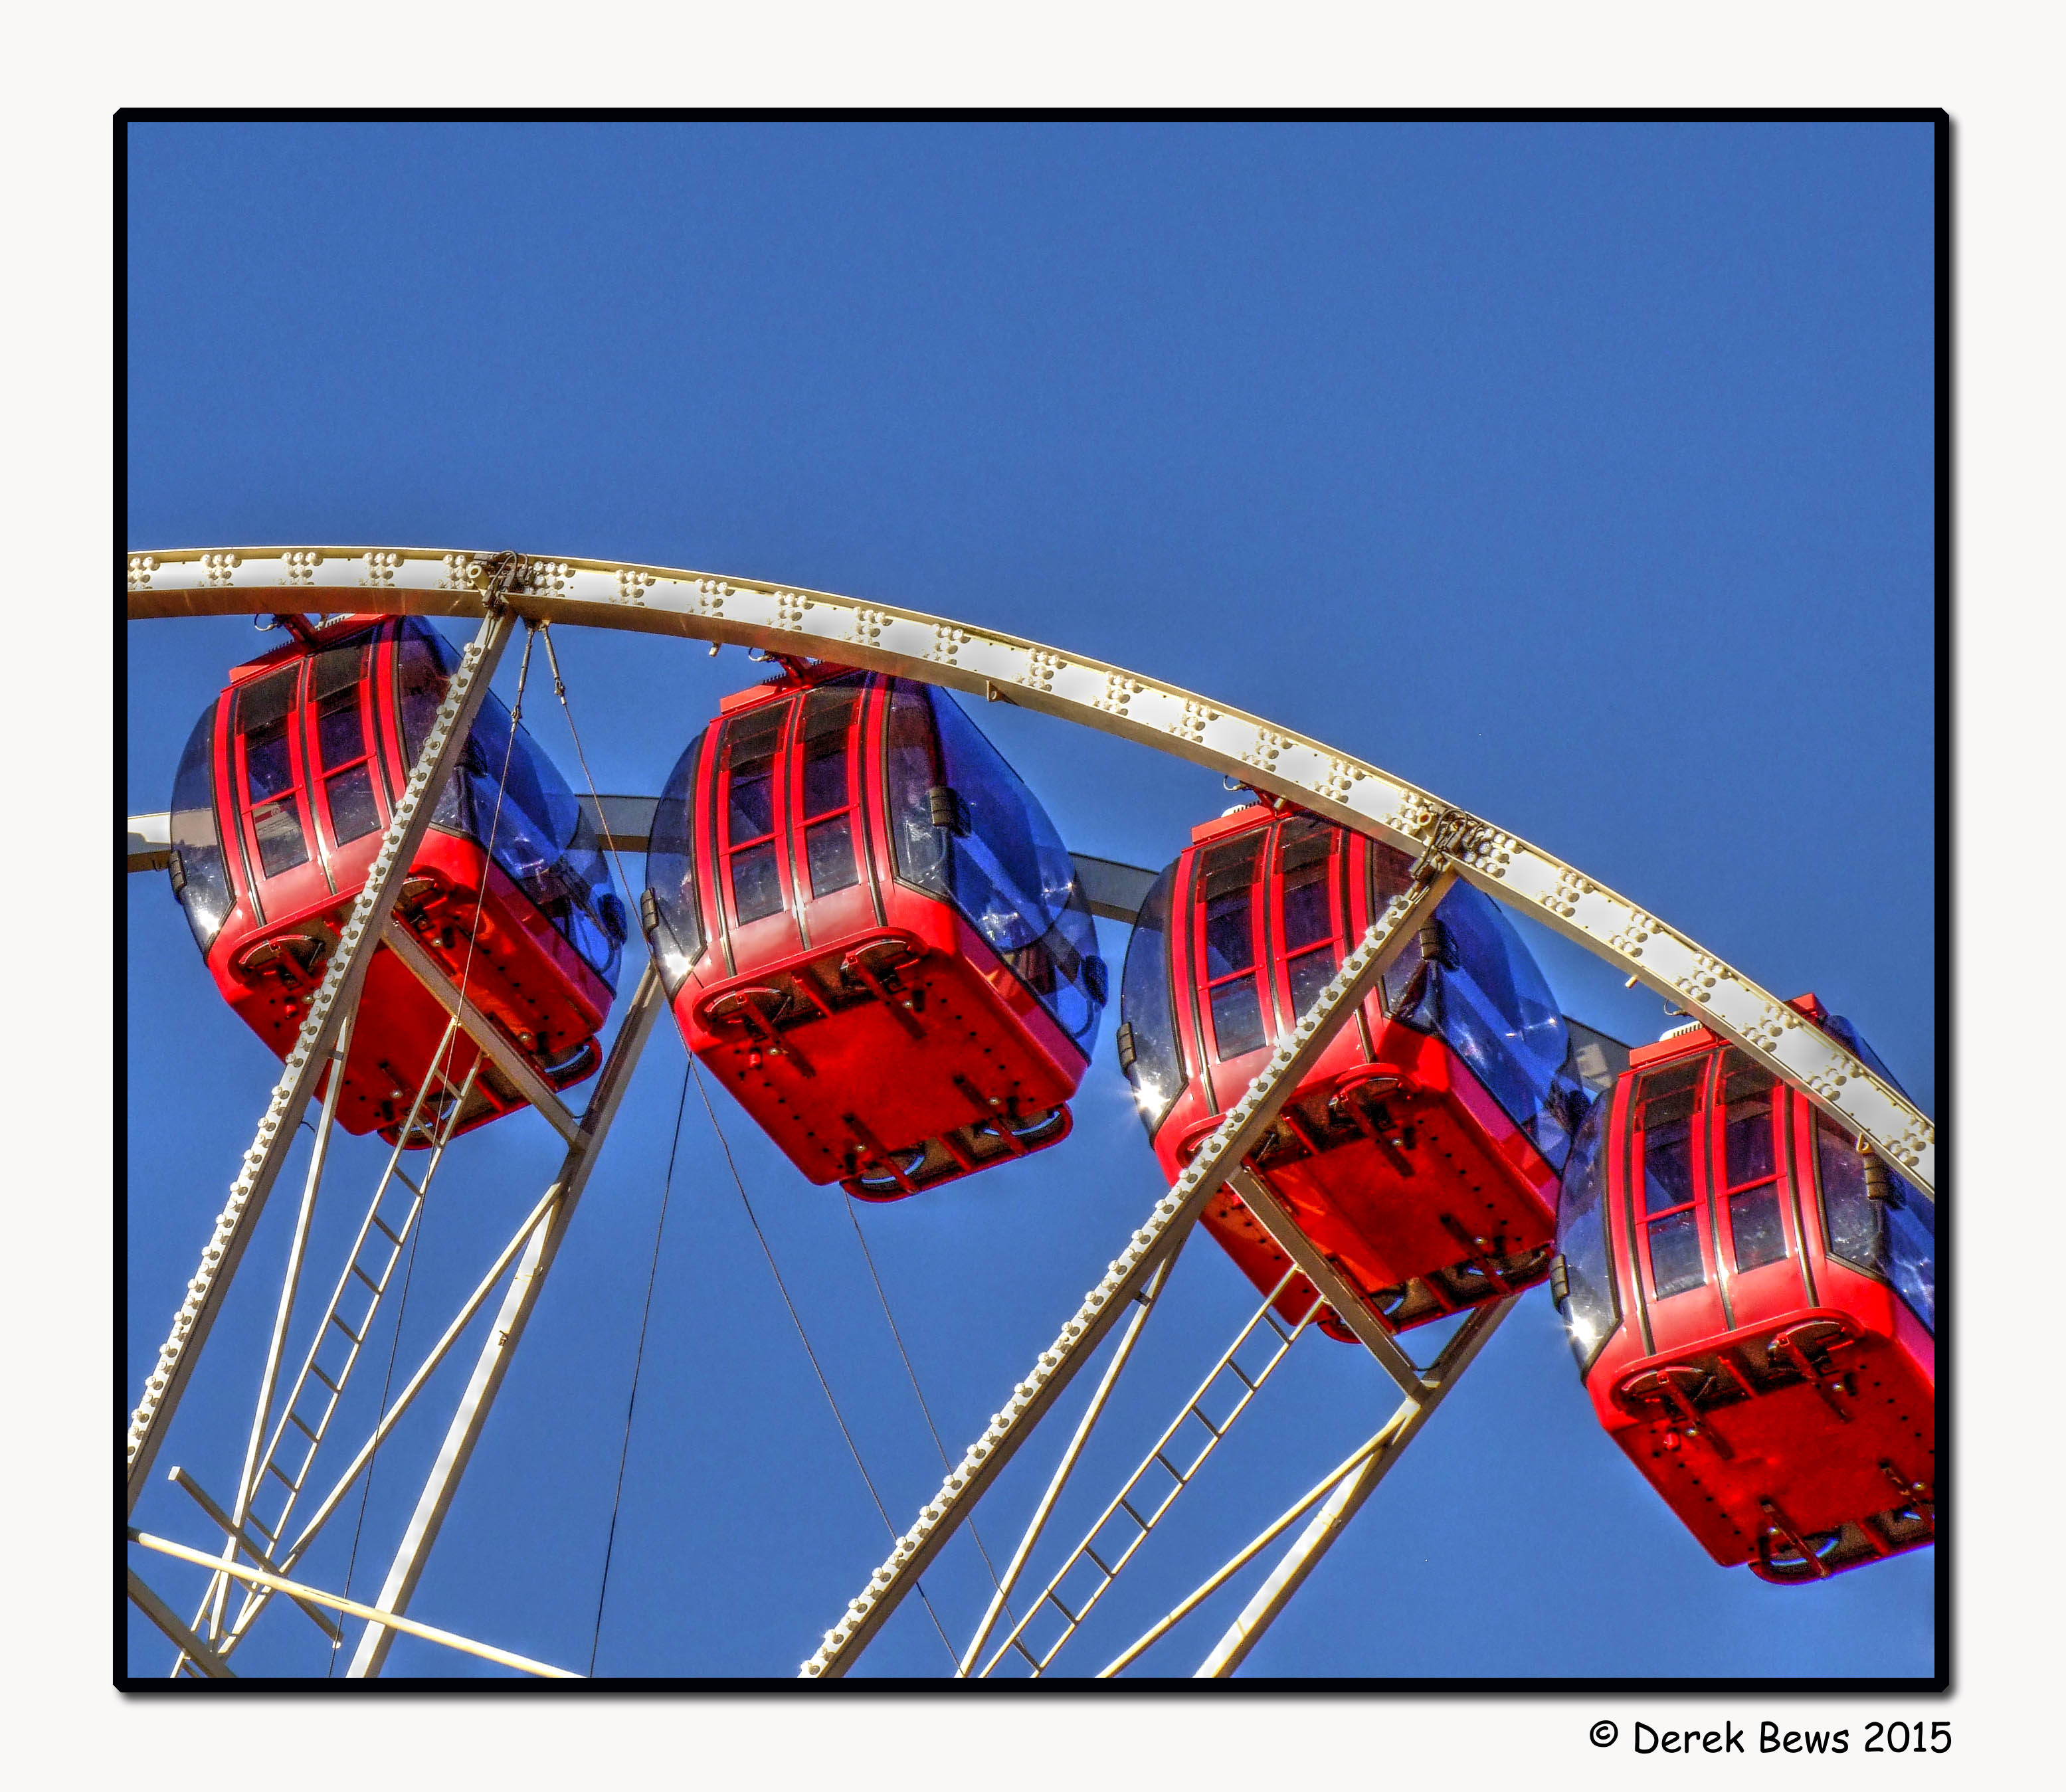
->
[{"left": 130, "top": 544, "right": 1935, "bottom": 1196}]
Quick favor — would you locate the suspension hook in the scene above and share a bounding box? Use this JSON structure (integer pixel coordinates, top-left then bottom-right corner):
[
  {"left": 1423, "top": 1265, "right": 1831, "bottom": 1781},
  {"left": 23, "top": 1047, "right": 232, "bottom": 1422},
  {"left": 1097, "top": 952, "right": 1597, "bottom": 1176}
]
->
[
  {"left": 1410, "top": 805, "right": 1480, "bottom": 883},
  {"left": 468, "top": 550, "right": 531, "bottom": 614},
  {"left": 746, "top": 647, "right": 818, "bottom": 681},
  {"left": 260, "top": 613, "right": 321, "bottom": 645},
  {"left": 1221, "top": 776, "right": 1307, "bottom": 817}
]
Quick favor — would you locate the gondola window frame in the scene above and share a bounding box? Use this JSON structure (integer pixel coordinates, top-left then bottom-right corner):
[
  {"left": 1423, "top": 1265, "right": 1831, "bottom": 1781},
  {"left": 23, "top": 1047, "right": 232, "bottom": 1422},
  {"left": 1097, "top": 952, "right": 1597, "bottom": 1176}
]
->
[{"left": 235, "top": 664, "right": 316, "bottom": 883}]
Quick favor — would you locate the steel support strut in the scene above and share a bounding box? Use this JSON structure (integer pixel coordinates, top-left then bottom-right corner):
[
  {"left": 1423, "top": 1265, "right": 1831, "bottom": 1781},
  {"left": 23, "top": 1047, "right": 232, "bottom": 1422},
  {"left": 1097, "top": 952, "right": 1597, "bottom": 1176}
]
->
[
  {"left": 1193, "top": 1293, "right": 1517, "bottom": 1676},
  {"left": 379, "top": 919, "right": 581, "bottom": 1142},
  {"left": 187, "top": 1006, "right": 355, "bottom": 1658},
  {"left": 128, "top": 546, "right": 1936, "bottom": 1198},
  {"left": 196, "top": 1176, "right": 577, "bottom": 1662},
  {"left": 125, "top": 604, "right": 514, "bottom": 1512},
  {"left": 344, "top": 965, "right": 667, "bottom": 1677},
  {"left": 801, "top": 868, "right": 1456, "bottom": 1677},
  {"left": 955, "top": 1242, "right": 1189, "bottom": 1676},
  {"left": 132, "top": 1531, "right": 579, "bottom": 1677},
  {"left": 979, "top": 1269, "right": 1323, "bottom": 1677},
  {"left": 1227, "top": 1168, "right": 1426, "bottom": 1395},
  {"left": 1095, "top": 1422, "right": 1409, "bottom": 1676}
]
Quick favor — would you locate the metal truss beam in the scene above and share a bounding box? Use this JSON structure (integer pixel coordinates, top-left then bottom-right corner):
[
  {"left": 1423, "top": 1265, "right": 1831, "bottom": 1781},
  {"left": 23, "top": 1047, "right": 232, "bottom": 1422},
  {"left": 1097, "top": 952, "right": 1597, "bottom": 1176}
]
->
[
  {"left": 168, "top": 1467, "right": 340, "bottom": 1645},
  {"left": 129, "top": 1568, "right": 236, "bottom": 1678},
  {"left": 197, "top": 1174, "right": 569, "bottom": 1662},
  {"left": 344, "top": 964, "right": 667, "bottom": 1678},
  {"left": 1193, "top": 1293, "right": 1516, "bottom": 1677},
  {"left": 125, "top": 604, "right": 514, "bottom": 1513},
  {"left": 190, "top": 1006, "right": 354, "bottom": 1652},
  {"left": 979, "top": 1269, "right": 1321, "bottom": 1677},
  {"left": 127, "top": 547, "right": 1934, "bottom": 1194},
  {"left": 1227, "top": 1168, "right": 1426, "bottom": 1396},
  {"left": 802, "top": 870, "right": 1453, "bottom": 1677},
  {"left": 379, "top": 919, "right": 581, "bottom": 1142},
  {"left": 173, "top": 1026, "right": 478, "bottom": 1673},
  {"left": 956, "top": 1241, "right": 1188, "bottom": 1676},
  {"left": 130, "top": 1530, "right": 578, "bottom": 1677}
]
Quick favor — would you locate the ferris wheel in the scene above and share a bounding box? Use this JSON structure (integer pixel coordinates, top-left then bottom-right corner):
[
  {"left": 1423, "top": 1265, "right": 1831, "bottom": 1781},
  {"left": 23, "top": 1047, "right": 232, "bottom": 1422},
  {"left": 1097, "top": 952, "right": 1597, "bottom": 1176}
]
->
[{"left": 124, "top": 545, "right": 1937, "bottom": 1680}]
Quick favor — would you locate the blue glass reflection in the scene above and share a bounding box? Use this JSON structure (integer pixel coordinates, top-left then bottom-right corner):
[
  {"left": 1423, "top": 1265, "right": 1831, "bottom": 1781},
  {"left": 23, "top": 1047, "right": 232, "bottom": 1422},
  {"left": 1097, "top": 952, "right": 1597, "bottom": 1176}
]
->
[
  {"left": 464, "top": 693, "right": 624, "bottom": 986},
  {"left": 398, "top": 621, "right": 623, "bottom": 988},
  {"left": 169, "top": 698, "right": 235, "bottom": 953},
  {"left": 1118, "top": 864, "right": 1184, "bottom": 1135},
  {"left": 1553, "top": 1095, "right": 1618, "bottom": 1372},
  {"left": 1882, "top": 1170, "right": 1935, "bottom": 1333},
  {"left": 643, "top": 728, "right": 707, "bottom": 996},
  {"left": 891, "top": 684, "right": 1105, "bottom": 1053},
  {"left": 1383, "top": 883, "right": 1589, "bottom": 1170},
  {"left": 1822, "top": 1010, "right": 1934, "bottom": 1334}
]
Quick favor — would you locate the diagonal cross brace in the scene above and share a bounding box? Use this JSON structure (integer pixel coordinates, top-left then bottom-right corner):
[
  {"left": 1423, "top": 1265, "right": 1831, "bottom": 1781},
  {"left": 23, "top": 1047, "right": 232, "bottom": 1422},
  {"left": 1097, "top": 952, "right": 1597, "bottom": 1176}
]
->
[
  {"left": 379, "top": 919, "right": 581, "bottom": 1142},
  {"left": 1193, "top": 1291, "right": 1517, "bottom": 1676},
  {"left": 800, "top": 867, "right": 1456, "bottom": 1677},
  {"left": 344, "top": 966, "right": 666, "bottom": 1677},
  {"left": 1227, "top": 1170, "right": 1426, "bottom": 1396},
  {"left": 125, "top": 605, "right": 514, "bottom": 1512}
]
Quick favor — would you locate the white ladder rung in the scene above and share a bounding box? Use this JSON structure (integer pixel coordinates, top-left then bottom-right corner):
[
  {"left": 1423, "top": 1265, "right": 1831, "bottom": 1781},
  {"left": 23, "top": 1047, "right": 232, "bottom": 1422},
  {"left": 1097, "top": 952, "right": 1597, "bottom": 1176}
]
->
[{"left": 981, "top": 1271, "right": 1318, "bottom": 1678}]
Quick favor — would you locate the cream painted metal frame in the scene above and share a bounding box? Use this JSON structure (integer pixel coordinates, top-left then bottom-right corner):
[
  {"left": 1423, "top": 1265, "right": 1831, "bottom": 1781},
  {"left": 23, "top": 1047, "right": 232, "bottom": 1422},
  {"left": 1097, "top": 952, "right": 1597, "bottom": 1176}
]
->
[
  {"left": 126, "top": 543, "right": 1936, "bottom": 1678},
  {"left": 127, "top": 545, "right": 1932, "bottom": 1193}
]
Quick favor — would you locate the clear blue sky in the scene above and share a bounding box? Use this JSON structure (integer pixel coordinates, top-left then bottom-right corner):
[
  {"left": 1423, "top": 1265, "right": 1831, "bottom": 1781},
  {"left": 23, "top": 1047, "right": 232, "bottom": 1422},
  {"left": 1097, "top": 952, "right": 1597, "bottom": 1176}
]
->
[{"left": 126, "top": 120, "right": 1934, "bottom": 1679}]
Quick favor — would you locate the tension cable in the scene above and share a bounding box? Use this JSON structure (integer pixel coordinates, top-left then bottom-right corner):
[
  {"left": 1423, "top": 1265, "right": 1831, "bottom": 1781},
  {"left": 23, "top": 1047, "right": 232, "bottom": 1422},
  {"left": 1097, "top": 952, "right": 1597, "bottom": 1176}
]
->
[
  {"left": 840, "top": 1196, "right": 1020, "bottom": 1632},
  {"left": 586, "top": 1056, "right": 692, "bottom": 1676},
  {"left": 692, "top": 1062, "right": 961, "bottom": 1669},
  {"left": 332, "top": 624, "right": 535, "bottom": 1672}
]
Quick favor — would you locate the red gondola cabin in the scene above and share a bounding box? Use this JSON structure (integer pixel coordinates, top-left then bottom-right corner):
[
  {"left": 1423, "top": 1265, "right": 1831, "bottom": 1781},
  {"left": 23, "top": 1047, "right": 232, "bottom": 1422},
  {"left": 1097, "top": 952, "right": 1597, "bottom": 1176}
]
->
[
  {"left": 640, "top": 663, "right": 1106, "bottom": 1198},
  {"left": 1118, "top": 804, "right": 1591, "bottom": 1340},
  {"left": 165, "top": 616, "right": 626, "bottom": 1145},
  {"left": 1550, "top": 998, "right": 1935, "bottom": 1581}
]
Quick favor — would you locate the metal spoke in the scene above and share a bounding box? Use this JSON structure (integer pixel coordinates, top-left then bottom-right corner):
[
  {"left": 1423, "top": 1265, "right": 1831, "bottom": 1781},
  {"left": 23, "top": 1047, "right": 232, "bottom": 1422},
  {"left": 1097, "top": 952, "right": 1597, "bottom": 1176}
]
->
[
  {"left": 204, "top": 1174, "right": 567, "bottom": 1661},
  {"left": 344, "top": 965, "right": 666, "bottom": 1677},
  {"left": 379, "top": 919, "right": 581, "bottom": 1143},
  {"left": 956, "top": 1241, "right": 1188, "bottom": 1677},
  {"left": 167, "top": 1467, "right": 340, "bottom": 1645},
  {"left": 979, "top": 1269, "right": 1321, "bottom": 1677},
  {"left": 207, "top": 1042, "right": 480, "bottom": 1657},
  {"left": 126, "top": 603, "right": 514, "bottom": 1510},
  {"left": 131, "top": 1531, "right": 580, "bottom": 1678},
  {"left": 184, "top": 1004, "right": 356, "bottom": 1655},
  {"left": 802, "top": 869, "right": 1452, "bottom": 1676},
  {"left": 129, "top": 1569, "right": 236, "bottom": 1678},
  {"left": 1226, "top": 1169, "right": 1426, "bottom": 1397},
  {"left": 1194, "top": 1295, "right": 1516, "bottom": 1676},
  {"left": 128, "top": 547, "right": 1935, "bottom": 1194}
]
